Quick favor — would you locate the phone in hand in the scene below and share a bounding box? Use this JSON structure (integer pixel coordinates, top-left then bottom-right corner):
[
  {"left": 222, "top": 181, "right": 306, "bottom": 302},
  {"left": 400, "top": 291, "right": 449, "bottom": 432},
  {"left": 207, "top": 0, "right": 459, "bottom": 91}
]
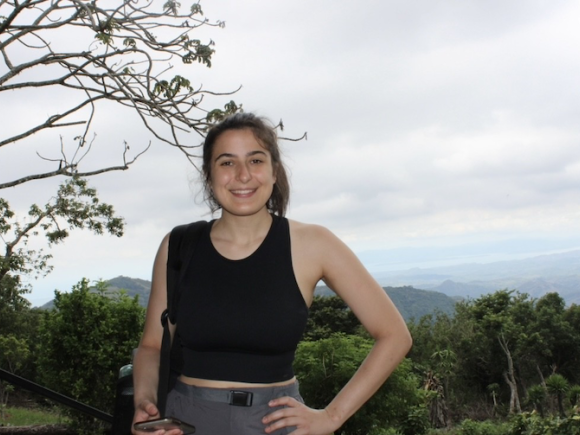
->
[{"left": 134, "top": 417, "right": 196, "bottom": 434}]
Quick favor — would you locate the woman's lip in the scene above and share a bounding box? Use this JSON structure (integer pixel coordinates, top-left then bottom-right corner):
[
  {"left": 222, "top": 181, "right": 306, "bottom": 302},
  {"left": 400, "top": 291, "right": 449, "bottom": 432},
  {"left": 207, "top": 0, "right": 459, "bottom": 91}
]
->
[{"left": 230, "top": 188, "right": 256, "bottom": 196}]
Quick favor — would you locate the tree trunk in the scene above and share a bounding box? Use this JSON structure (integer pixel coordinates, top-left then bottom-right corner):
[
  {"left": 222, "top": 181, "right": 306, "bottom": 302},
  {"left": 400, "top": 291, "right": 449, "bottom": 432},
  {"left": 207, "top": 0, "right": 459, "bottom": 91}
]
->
[
  {"left": 424, "top": 371, "right": 449, "bottom": 428},
  {"left": 557, "top": 393, "right": 566, "bottom": 418},
  {"left": 499, "top": 334, "right": 521, "bottom": 414},
  {"left": 536, "top": 364, "right": 547, "bottom": 389}
]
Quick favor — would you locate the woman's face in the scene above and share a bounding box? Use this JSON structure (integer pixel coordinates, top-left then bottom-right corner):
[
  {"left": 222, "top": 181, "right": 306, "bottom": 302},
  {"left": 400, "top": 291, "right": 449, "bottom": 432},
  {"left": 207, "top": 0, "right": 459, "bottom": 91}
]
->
[{"left": 210, "top": 128, "right": 277, "bottom": 217}]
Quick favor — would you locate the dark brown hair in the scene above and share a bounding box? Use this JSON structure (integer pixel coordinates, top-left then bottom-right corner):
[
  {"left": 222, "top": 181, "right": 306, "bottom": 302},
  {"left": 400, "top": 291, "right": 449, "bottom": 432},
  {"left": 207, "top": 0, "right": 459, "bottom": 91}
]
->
[{"left": 202, "top": 113, "right": 290, "bottom": 216}]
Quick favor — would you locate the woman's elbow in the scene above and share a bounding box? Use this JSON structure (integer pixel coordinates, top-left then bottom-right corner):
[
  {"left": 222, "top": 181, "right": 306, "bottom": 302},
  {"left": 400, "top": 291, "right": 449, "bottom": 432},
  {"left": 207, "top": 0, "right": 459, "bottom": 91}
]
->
[
  {"left": 401, "top": 327, "right": 413, "bottom": 355},
  {"left": 378, "top": 321, "right": 413, "bottom": 357}
]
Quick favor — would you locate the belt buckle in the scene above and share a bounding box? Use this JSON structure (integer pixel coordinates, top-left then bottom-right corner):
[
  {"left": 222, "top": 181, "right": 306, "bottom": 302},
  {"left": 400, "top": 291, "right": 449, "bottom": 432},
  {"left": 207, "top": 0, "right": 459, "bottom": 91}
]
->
[{"left": 229, "top": 390, "right": 253, "bottom": 406}]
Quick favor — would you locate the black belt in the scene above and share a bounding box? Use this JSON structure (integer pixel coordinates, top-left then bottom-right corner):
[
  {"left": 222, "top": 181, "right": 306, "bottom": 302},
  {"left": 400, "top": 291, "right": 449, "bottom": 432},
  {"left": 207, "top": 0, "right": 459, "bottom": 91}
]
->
[{"left": 173, "top": 380, "right": 299, "bottom": 407}]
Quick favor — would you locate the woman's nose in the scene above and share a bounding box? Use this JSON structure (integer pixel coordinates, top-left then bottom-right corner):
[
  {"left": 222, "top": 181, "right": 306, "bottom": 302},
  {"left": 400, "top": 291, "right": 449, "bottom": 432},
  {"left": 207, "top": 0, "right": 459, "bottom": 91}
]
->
[{"left": 236, "top": 163, "right": 251, "bottom": 182}]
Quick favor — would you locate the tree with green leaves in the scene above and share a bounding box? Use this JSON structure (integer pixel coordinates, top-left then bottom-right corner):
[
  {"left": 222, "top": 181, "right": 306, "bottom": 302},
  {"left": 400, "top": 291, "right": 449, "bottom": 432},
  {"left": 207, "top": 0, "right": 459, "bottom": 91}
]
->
[
  {"left": 0, "top": 334, "right": 30, "bottom": 420},
  {"left": 448, "top": 290, "right": 539, "bottom": 414},
  {"left": 546, "top": 374, "right": 569, "bottom": 418},
  {"left": 569, "top": 385, "right": 580, "bottom": 408},
  {"left": 303, "top": 295, "right": 362, "bottom": 341},
  {"left": 0, "top": 0, "right": 240, "bottom": 319},
  {"left": 532, "top": 293, "right": 579, "bottom": 383},
  {"left": 37, "top": 278, "right": 145, "bottom": 434},
  {"left": 526, "top": 384, "right": 547, "bottom": 417}
]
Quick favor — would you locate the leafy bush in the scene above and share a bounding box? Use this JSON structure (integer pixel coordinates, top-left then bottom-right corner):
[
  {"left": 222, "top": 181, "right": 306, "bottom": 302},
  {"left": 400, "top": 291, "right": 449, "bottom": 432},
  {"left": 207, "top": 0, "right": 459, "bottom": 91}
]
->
[
  {"left": 37, "top": 279, "right": 144, "bottom": 434},
  {"left": 295, "top": 333, "right": 423, "bottom": 435},
  {"left": 401, "top": 403, "right": 431, "bottom": 435},
  {"left": 456, "top": 418, "right": 510, "bottom": 435},
  {"left": 569, "top": 385, "right": 580, "bottom": 407},
  {"left": 508, "top": 411, "right": 580, "bottom": 435}
]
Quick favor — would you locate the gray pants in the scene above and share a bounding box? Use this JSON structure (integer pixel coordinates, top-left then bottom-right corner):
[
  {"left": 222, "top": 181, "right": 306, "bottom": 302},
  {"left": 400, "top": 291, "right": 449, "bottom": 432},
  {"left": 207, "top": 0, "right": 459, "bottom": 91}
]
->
[{"left": 166, "top": 380, "right": 304, "bottom": 435}]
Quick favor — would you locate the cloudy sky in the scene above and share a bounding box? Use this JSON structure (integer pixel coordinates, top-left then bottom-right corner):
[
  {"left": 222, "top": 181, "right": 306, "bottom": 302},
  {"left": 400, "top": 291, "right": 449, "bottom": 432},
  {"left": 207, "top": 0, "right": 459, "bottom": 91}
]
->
[{"left": 3, "top": 0, "right": 580, "bottom": 306}]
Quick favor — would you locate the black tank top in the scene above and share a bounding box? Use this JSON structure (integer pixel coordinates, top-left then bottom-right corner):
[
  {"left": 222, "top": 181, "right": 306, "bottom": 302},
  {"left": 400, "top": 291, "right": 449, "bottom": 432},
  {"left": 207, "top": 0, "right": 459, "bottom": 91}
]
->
[{"left": 176, "top": 214, "right": 309, "bottom": 383}]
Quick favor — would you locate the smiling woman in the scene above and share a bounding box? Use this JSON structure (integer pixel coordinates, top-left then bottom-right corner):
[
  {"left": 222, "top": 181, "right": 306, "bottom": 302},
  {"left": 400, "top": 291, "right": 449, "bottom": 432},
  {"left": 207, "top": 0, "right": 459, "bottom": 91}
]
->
[
  {"left": 201, "top": 114, "right": 290, "bottom": 217},
  {"left": 131, "top": 112, "right": 412, "bottom": 435},
  {"left": 209, "top": 129, "right": 278, "bottom": 219}
]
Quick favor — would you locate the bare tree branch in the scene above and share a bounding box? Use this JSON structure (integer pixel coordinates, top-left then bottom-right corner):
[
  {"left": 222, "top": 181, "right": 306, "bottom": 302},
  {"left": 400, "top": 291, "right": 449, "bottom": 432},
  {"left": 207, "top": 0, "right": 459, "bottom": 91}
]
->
[{"left": 1, "top": 0, "right": 242, "bottom": 189}]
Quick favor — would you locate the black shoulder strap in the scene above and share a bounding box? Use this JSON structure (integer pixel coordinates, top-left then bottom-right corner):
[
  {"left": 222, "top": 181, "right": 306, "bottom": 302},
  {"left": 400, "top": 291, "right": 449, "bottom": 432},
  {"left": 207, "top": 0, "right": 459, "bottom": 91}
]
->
[
  {"left": 166, "top": 220, "right": 208, "bottom": 322},
  {"left": 157, "top": 220, "right": 207, "bottom": 416}
]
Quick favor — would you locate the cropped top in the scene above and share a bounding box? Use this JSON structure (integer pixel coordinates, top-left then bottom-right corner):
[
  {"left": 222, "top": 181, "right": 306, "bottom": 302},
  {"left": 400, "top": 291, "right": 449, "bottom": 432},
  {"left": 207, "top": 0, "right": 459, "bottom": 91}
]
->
[{"left": 176, "top": 214, "right": 309, "bottom": 383}]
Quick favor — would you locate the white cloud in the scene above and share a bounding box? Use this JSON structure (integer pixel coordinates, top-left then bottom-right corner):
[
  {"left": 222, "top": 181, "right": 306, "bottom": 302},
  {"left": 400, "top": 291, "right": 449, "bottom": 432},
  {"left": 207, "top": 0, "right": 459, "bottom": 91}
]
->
[{"left": 3, "top": 0, "right": 580, "bottom": 303}]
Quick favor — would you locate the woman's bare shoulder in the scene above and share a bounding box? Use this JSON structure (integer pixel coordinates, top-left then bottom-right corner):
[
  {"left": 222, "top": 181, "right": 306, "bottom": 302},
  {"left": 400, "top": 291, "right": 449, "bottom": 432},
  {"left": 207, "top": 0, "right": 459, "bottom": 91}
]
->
[{"left": 287, "top": 218, "right": 335, "bottom": 242}]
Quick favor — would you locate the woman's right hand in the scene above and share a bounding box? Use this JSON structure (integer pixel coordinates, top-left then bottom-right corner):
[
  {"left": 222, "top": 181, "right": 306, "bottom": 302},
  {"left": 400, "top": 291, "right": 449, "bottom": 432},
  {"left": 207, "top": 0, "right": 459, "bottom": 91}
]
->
[{"left": 132, "top": 400, "right": 182, "bottom": 435}]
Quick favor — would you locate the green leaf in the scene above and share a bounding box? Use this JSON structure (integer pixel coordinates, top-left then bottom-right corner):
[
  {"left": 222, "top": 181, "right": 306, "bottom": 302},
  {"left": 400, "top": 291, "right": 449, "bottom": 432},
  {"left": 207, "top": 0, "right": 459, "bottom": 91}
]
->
[
  {"left": 123, "top": 38, "right": 136, "bottom": 48},
  {"left": 163, "top": 0, "right": 181, "bottom": 15}
]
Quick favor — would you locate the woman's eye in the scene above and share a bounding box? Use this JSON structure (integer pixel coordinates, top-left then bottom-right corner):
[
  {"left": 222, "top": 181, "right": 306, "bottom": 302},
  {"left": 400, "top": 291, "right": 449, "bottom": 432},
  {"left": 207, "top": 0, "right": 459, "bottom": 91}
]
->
[
  {"left": 251, "top": 159, "right": 263, "bottom": 164},
  {"left": 220, "top": 161, "right": 233, "bottom": 166}
]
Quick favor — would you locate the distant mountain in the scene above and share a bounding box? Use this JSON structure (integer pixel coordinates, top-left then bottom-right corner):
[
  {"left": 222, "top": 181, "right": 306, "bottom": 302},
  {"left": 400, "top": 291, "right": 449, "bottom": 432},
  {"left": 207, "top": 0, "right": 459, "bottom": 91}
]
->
[
  {"left": 40, "top": 276, "right": 151, "bottom": 310},
  {"left": 430, "top": 280, "right": 491, "bottom": 298},
  {"left": 107, "top": 276, "right": 152, "bottom": 306},
  {"left": 316, "top": 285, "right": 457, "bottom": 321},
  {"left": 384, "top": 286, "right": 457, "bottom": 321},
  {"left": 38, "top": 250, "right": 580, "bottom": 312},
  {"left": 39, "top": 277, "right": 457, "bottom": 322},
  {"left": 375, "top": 249, "right": 580, "bottom": 304}
]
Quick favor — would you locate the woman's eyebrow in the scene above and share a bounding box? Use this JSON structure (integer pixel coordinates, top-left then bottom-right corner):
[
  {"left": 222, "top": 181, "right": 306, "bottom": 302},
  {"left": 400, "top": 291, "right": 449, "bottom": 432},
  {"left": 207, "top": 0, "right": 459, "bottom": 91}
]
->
[
  {"left": 247, "top": 150, "right": 267, "bottom": 157},
  {"left": 214, "top": 150, "right": 267, "bottom": 162},
  {"left": 214, "top": 152, "right": 235, "bottom": 162}
]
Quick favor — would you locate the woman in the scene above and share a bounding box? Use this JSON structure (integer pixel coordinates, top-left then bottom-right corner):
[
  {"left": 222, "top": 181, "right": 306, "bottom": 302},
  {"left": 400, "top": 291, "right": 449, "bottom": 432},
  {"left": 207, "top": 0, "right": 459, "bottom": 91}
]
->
[{"left": 132, "top": 113, "right": 412, "bottom": 435}]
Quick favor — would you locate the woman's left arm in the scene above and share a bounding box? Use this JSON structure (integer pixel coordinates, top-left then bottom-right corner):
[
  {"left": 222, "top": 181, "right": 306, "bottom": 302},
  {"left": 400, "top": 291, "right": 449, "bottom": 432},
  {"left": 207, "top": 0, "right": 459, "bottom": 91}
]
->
[{"left": 263, "top": 224, "right": 413, "bottom": 435}]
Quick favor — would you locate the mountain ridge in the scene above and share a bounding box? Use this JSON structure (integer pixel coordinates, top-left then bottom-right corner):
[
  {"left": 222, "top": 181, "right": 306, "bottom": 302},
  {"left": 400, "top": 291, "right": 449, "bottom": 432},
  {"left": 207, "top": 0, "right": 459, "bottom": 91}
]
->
[
  {"left": 374, "top": 249, "right": 580, "bottom": 304},
  {"left": 40, "top": 276, "right": 458, "bottom": 322}
]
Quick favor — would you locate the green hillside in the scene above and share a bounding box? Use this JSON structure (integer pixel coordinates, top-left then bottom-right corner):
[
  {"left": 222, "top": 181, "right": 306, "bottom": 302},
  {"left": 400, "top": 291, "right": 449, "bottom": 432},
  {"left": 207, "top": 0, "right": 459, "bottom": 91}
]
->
[{"left": 315, "top": 284, "right": 457, "bottom": 321}]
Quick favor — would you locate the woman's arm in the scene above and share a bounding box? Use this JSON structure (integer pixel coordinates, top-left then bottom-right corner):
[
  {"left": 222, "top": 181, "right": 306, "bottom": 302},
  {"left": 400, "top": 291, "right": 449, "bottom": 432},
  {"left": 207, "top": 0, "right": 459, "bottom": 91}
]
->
[
  {"left": 132, "top": 234, "right": 181, "bottom": 434},
  {"left": 263, "top": 224, "right": 412, "bottom": 435}
]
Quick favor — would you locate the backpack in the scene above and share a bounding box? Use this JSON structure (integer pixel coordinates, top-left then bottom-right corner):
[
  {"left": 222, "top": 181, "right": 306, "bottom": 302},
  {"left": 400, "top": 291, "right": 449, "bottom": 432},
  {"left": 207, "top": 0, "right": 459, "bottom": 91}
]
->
[{"left": 157, "top": 220, "right": 208, "bottom": 416}]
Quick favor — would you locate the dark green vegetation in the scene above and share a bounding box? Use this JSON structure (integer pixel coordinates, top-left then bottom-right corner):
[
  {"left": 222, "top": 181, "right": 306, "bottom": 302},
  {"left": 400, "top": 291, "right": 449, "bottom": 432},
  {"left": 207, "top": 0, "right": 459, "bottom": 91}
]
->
[
  {"left": 303, "top": 291, "right": 580, "bottom": 434},
  {"left": 5, "top": 279, "right": 580, "bottom": 434},
  {"left": 1, "top": 279, "right": 144, "bottom": 434},
  {"left": 408, "top": 290, "right": 580, "bottom": 435},
  {"left": 37, "top": 279, "right": 144, "bottom": 434}
]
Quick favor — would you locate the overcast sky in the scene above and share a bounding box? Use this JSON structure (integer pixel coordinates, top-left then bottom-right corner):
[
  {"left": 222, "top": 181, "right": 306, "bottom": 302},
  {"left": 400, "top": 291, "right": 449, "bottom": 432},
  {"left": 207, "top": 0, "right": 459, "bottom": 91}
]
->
[{"left": 3, "top": 0, "right": 580, "bottom": 306}]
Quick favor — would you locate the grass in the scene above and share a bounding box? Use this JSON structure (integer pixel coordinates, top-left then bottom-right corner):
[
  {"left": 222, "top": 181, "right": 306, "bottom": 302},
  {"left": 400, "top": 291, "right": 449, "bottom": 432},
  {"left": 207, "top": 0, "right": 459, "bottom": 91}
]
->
[{"left": 0, "top": 406, "right": 67, "bottom": 426}]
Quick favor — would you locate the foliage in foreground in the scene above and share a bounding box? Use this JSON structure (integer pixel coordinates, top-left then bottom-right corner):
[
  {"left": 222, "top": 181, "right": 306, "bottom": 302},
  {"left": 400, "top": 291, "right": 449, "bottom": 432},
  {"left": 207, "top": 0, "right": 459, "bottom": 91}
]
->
[
  {"left": 425, "top": 412, "right": 580, "bottom": 435},
  {"left": 295, "top": 334, "right": 428, "bottom": 435},
  {"left": 508, "top": 411, "right": 580, "bottom": 435},
  {"left": 36, "top": 279, "right": 144, "bottom": 434}
]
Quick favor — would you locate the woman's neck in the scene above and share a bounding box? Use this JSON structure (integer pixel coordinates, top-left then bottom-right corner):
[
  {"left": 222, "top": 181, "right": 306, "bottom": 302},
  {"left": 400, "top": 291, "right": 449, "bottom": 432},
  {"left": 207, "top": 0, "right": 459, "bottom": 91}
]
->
[{"left": 212, "top": 208, "right": 273, "bottom": 245}]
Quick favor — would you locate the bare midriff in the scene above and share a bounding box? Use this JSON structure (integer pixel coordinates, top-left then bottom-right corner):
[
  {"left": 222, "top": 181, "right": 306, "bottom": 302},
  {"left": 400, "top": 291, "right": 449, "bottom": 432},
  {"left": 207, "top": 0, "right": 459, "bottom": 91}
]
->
[{"left": 178, "top": 375, "right": 297, "bottom": 389}]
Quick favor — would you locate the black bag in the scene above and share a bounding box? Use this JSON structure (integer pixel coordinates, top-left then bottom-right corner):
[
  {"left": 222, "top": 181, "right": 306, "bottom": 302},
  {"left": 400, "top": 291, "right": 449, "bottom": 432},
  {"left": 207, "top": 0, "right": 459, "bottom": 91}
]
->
[{"left": 157, "top": 221, "right": 208, "bottom": 416}]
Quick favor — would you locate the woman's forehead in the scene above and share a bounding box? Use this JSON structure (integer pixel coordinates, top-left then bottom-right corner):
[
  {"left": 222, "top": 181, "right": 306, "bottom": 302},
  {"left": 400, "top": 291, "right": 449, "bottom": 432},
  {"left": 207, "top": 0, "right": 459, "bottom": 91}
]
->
[{"left": 212, "top": 129, "right": 270, "bottom": 155}]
